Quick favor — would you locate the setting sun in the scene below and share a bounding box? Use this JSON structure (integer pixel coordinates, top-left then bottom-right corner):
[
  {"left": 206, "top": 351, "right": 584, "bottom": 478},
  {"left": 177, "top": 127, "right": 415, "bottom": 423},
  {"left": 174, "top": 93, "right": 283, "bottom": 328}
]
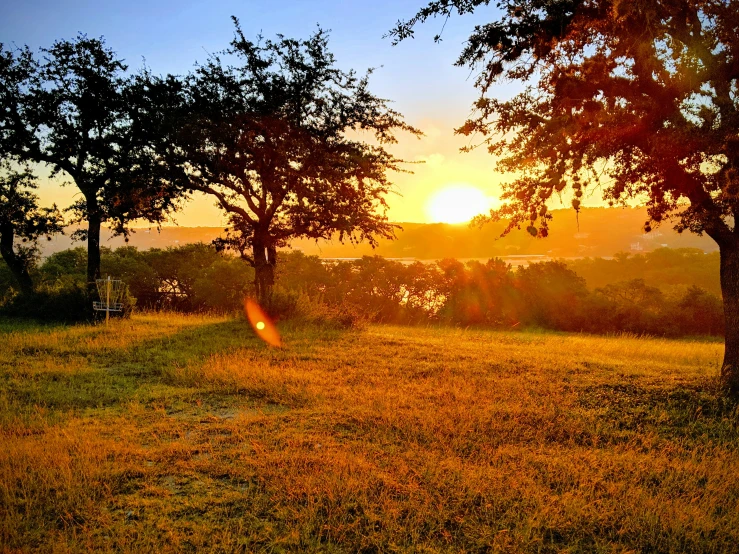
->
[{"left": 426, "top": 184, "right": 493, "bottom": 224}]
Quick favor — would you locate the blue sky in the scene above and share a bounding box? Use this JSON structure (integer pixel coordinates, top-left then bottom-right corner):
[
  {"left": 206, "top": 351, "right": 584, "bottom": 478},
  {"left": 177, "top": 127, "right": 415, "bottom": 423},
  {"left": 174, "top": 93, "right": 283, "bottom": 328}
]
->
[
  {"left": 1, "top": 0, "right": 492, "bottom": 118},
  {"left": 1, "top": 1, "right": 522, "bottom": 224}
]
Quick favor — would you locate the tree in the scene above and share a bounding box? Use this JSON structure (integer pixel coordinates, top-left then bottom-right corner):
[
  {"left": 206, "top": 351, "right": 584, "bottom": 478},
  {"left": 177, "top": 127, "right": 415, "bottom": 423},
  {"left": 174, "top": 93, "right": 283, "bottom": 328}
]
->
[
  {"left": 181, "top": 19, "right": 420, "bottom": 301},
  {"left": 143, "top": 243, "right": 224, "bottom": 311},
  {"left": 0, "top": 164, "right": 63, "bottom": 294},
  {"left": 595, "top": 278, "right": 668, "bottom": 334},
  {"left": 677, "top": 285, "right": 724, "bottom": 336},
  {"left": 0, "top": 37, "right": 188, "bottom": 294},
  {"left": 192, "top": 258, "right": 254, "bottom": 312},
  {"left": 38, "top": 247, "right": 88, "bottom": 285},
  {"left": 100, "top": 246, "right": 160, "bottom": 309},
  {"left": 516, "top": 261, "right": 587, "bottom": 330},
  {"left": 391, "top": 0, "right": 739, "bottom": 396}
]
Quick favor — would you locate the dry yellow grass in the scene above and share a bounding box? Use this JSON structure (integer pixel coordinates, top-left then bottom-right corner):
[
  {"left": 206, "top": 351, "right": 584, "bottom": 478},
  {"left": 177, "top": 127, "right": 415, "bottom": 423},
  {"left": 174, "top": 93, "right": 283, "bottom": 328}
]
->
[{"left": 0, "top": 314, "right": 737, "bottom": 553}]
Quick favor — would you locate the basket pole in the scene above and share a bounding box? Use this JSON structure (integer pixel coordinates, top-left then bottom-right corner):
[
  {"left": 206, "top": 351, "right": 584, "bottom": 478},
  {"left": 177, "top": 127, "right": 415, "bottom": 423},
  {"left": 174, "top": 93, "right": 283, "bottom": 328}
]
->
[{"left": 106, "top": 276, "right": 110, "bottom": 325}]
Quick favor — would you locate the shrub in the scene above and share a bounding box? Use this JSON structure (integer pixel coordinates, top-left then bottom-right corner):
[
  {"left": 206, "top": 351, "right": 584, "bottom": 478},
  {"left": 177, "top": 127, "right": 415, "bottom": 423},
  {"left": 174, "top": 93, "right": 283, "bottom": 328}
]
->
[
  {"left": 1, "top": 244, "right": 726, "bottom": 337},
  {"left": 0, "top": 281, "right": 89, "bottom": 322},
  {"left": 262, "top": 287, "right": 300, "bottom": 320},
  {"left": 291, "top": 291, "right": 365, "bottom": 330},
  {"left": 675, "top": 286, "right": 724, "bottom": 336},
  {"left": 258, "top": 287, "right": 365, "bottom": 330},
  {"left": 516, "top": 261, "right": 588, "bottom": 330}
]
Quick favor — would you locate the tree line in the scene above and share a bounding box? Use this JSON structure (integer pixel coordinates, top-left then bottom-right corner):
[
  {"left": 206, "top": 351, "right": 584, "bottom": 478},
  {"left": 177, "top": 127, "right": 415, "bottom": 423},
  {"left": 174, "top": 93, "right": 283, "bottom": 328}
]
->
[{"left": 0, "top": 243, "right": 723, "bottom": 338}]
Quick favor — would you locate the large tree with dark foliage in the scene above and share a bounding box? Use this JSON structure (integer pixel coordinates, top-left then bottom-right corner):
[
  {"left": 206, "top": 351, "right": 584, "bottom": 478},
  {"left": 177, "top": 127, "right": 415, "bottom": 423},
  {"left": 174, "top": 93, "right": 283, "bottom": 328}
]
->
[
  {"left": 182, "top": 19, "right": 420, "bottom": 301},
  {"left": 0, "top": 37, "right": 188, "bottom": 293},
  {"left": 0, "top": 164, "right": 64, "bottom": 294},
  {"left": 391, "top": 0, "right": 739, "bottom": 396}
]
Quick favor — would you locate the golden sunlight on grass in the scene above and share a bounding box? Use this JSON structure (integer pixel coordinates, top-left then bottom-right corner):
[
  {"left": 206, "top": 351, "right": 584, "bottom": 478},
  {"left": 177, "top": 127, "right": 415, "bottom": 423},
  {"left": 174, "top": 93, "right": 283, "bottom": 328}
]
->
[{"left": 0, "top": 314, "right": 737, "bottom": 552}]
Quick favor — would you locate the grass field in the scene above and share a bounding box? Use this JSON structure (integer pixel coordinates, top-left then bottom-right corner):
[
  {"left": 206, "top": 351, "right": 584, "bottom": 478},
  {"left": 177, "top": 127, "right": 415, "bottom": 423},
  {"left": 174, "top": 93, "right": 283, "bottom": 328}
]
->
[{"left": 1, "top": 314, "right": 737, "bottom": 553}]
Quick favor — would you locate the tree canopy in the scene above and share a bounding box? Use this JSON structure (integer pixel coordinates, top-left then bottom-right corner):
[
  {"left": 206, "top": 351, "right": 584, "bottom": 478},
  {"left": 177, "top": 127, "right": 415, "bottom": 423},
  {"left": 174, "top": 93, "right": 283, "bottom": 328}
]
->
[
  {"left": 0, "top": 36, "right": 189, "bottom": 290},
  {"left": 393, "top": 0, "right": 737, "bottom": 240},
  {"left": 390, "top": 0, "right": 739, "bottom": 395},
  {"left": 180, "top": 19, "right": 421, "bottom": 299}
]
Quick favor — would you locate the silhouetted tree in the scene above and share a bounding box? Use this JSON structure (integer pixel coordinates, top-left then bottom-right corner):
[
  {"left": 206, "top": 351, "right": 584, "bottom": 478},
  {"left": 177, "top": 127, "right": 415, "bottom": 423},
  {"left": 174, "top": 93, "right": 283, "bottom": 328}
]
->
[
  {"left": 0, "top": 37, "right": 189, "bottom": 293},
  {"left": 181, "top": 19, "right": 420, "bottom": 301},
  {"left": 391, "top": 0, "right": 739, "bottom": 396},
  {"left": 0, "top": 164, "right": 63, "bottom": 294}
]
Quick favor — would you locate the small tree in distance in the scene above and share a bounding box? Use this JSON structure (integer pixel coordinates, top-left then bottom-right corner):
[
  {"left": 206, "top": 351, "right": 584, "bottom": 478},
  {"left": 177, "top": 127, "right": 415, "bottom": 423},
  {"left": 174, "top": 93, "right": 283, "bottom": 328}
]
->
[
  {"left": 391, "top": 0, "right": 739, "bottom": 397},
  {"left": 181, "top": 18, "right": 421, "bottom": 302}
]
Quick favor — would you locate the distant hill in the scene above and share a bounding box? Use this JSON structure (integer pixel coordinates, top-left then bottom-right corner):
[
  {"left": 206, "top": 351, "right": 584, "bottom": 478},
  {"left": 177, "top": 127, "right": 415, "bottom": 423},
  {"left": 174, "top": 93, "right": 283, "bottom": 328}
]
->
[{"left": 41, "top": 207, "right": 716, "bottom": 259}]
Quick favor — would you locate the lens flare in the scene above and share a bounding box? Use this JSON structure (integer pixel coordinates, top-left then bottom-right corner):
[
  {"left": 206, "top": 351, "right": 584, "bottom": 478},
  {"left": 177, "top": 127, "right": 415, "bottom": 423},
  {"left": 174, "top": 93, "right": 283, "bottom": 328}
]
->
[{"left": 244, "top": 298, "right": 281, "bottom": 347}]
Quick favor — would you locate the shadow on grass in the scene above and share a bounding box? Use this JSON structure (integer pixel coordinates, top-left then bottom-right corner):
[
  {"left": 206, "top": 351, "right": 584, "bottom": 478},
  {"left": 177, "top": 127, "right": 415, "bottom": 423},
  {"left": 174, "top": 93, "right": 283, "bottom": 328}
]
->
[
  {"left": 578, "top": 381, "right": 739, "bottom": 444},
  {"left": 2, "top": 317, "right": 346, "bottom": 415},
  {"left": 106, "top": 318, "right": 264, "bottom": 377},
  {"left": 0, "top": 316, "right": 70, "bottom": 334},
  {"left": 106, "top": 317, "right": 347, "bottom": 376}
]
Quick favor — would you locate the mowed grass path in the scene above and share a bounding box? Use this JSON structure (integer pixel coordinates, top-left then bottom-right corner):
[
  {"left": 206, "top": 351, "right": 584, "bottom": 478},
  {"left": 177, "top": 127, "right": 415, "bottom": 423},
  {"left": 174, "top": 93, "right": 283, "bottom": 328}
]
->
[{"left": 0, "top": 314, "right": 737, "bottom": 553}]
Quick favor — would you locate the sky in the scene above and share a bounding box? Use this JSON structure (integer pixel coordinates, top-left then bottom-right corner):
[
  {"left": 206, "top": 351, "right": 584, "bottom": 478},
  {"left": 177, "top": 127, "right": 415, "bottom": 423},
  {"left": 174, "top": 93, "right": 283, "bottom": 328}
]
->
[{"left": 1, "top": 0, "right": 528, "bottom": 226}]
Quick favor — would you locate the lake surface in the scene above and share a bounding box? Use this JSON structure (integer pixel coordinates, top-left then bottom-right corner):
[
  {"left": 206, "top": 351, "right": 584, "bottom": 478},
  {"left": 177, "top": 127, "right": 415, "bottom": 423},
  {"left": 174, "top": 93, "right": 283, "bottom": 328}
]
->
[{"left": 320, "top": 255, "right": 596, "bottom": 267}]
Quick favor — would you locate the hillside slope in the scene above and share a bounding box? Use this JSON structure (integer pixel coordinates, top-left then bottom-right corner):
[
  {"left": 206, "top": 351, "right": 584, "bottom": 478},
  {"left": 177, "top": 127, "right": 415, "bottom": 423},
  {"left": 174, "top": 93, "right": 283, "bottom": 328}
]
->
[{"left": 41, "top": 207, "right": 716, "bottom": 259}]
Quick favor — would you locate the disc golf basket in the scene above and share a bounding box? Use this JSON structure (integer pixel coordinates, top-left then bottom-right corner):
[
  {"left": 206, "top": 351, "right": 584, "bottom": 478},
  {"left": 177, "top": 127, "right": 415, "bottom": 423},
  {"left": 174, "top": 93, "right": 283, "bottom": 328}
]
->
[{"left": 93, "top": 276, "right": 125, "bottom": 324}]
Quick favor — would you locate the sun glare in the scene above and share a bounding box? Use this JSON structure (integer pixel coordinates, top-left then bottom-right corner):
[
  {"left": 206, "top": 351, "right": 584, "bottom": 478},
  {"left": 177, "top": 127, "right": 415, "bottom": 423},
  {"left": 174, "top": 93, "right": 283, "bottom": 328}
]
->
[
  {"left": 426, "top": 185, "right": 493, "bottom": 224},
  {"left": 244, "top": 299, "right": 281, "bottom": 347}
]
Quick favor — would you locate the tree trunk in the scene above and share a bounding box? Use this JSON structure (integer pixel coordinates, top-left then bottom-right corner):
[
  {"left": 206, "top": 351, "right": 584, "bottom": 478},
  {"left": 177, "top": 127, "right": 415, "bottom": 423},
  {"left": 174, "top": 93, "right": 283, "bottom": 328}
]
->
[
  {"left": 0, "top": 223, "right": 34, "bottom": 295},
  {"left": 252, "top": 241, "right": 276, "bottom": 304},
  {"left": 87, "top": 197, "right": 102, "bottom": 296},
  {"left": 719, "top": 241, "right": 739, "bottom": 398}
]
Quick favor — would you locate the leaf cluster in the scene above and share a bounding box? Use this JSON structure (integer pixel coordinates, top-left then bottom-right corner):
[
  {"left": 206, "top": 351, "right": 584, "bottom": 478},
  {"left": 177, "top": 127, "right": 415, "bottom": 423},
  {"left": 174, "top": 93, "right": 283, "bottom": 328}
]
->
[{"left": 0, "top": 164, "right": 64, "bottom": 264}]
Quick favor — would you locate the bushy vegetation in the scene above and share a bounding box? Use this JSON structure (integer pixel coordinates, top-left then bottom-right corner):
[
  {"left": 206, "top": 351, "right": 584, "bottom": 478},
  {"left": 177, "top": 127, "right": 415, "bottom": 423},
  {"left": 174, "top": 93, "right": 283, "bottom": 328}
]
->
[
  {"left": 0, "top": 243, "right": 254, "bottom": 320},
  {"left": 277, "top": 248, "right": 724, "bottom": 337},
  {"left": 0, "top": 313, "right": 735, "bottom": 552},
  {"left": 1, "top": 245, "right": 724, "bottom": 336},
  {"left": 569, "top": 249, "right": 722, "bottom": 297}
]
